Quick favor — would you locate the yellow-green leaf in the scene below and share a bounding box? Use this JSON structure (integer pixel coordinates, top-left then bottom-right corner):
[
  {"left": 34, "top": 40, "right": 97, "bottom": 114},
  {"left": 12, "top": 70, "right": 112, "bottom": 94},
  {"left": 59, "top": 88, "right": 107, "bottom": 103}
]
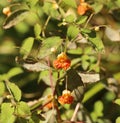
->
[
  {"left": 7, "top": 67, "right": 23, "bottom": 79},
  {"left": 15, "top": 101, "right": 31, "bottom": 117},
  {"left": 76, "top": 16, "right": 88, "bottom": 25},
  {"left": 114, "top": 98, "right": 120, "bottom": 106},
  {"left": 34, "top": 23, "right": 41, "bottom": 38},
  {"left": 63, "top": 0, "right": 77, "bottom": 8},
  {"left": 0, "top": 82, "right": 5, "bottom": 96},
  {"left": 3, "top": 9, "right": 29, "bottom": 29},
  {"left": 20, "top": 37, "right": 34, "bottom": 56},
  {"left": 116, "top": 117, "right": 120, "bottom": 123},
  {"left": 67, "top": 25, "right": 79, "bottom": 39},
  {"left": 8, "top": 82, "right": 21, "bottom": 101},
  {"left": 0, "top": 103, "right": 16, "bottom": 123}
]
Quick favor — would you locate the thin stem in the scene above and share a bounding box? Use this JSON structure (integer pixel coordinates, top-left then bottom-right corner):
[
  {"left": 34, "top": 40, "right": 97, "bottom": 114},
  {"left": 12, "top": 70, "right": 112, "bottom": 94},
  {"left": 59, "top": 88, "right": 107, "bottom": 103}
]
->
[
  {"left": 64, "top": 38, "right": 69, "bottom": 53},
  {"left": 84, "top": 13, "right": 94, "bottom": 28},
  {"left": 52, "top": 71, "right": 62, "bottom": 122},
  {"left": 54, "top": 103, "right": 62, "bottom": 123},
  {"left": 4, "top": 80, "right": 16, "bottom": 105},
  {"left": 71, "top": 103, "right": 80, "bottom": 121},
  {"left": 65, "top": 75, "right": 68, "bottom": 90},
  {"left": 49, "top": 69, "right": 54, "bottom": 95},
  {"left": 47, "top": 57, "right": 54, "bottom": 95},
  {"left": 42, "top": 15, "right": 51, "bottom": 37},
  {"left": 96, "top": 53, "right": 101, "bottom": 66}
]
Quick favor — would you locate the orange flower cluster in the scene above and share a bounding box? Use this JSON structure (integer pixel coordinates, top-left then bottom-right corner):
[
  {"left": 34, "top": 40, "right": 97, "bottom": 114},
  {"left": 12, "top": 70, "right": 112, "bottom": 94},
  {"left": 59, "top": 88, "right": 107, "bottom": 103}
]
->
[
  {"left": 53, "top": 52, "right": 71, "bottom": 70},
  {"left": 77, "top": 0, "right": 91, "bottom": 15},
  {"left": 58, "top": 90, "right": 74, "bottom": 105},
  {"left": 2, "top": 7, "right": 11, "bottom": 16}
]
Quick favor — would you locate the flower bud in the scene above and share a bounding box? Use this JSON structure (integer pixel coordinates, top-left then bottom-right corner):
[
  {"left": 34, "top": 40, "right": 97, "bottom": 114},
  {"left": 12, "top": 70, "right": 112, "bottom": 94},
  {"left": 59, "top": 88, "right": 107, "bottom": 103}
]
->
[
  {"left": 3, "top": 7, "right": 11, "bottom": 16},
  {"left": 94, "top": 26, "right": 100, "bottom": 31}
]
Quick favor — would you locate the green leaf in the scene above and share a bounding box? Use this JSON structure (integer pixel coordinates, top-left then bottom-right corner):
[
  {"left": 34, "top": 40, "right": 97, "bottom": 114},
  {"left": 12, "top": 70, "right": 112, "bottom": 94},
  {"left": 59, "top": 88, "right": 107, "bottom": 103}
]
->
[
  {"left": 0, "top": 103, "right": 16, "bottom": 123},
  {"left": 67, "top": 69, "right": 84, "bottom": 102},
  {"left": 28, "top": 0, "right": 39, "bottom": 7},
  {"left": 65, "top": 15, "right": 75, "bottom": 23},
  {"left": 20, "top": 37, "right": 34, "bottom": 56},
  {"left": 81, "top": 28, "right": 91, "bottom": 33},
  {"left": 7, "top": 67, "right": 23, "bottom": 79},
  {"left": 67, "top": 48, "right": 83, "bottom": 55},
  {"left": 91, "top": 101, "right": 104, "bottom": 122},
  {"left": 14, "top": 21, "right": 29, "bottom": 34},
  {"left": 115, "top": 0, "right": 120, "bottom": 7},
  {"left": 34, "top": 23, "right": 41, "bottom": 38},
  {"left": 38, "top": 36, "right": 62, "bottom": 59},
  {"left": 0, "top": 74, "right": 8, "bottom": 81},
  {"left": 63, "top": 0, "right": 77, "bottom": 8},
  {"left": 71, "top": 58, "right": 81, "bottom": 67},
  {"left": 89, "top": 64, "right": 100, "bottom": 72},
  {"left": 114, "top": 98, "right": 120, "bottom": 106},
  {"left": 76, "top": 16, "right": 88, "bottom": 25},
  {"left": 94, "top": 100, "right": 103, "bottom": 117},
  {"left": 15, "top": 101, "right": 31, "bottom": 118},
  {"left": 43, "top": 2, "right": 60, "bottom": 19},
  {"left": 8, "top": 82, "right": 21, "bottom": 101},
  {"left": 114, "top": 72, "right": 120, "bottom": 81},
  {"left": 92, "top": 3, "right": 103, "bottom": 13},
  {"left": 82, "top": 82, "right": 105, "bottom": 103},
  {"left": 81, "top": 54, "right": 90, "bottom": 70},
  {"left": 116, "top": 117, "right": 120, "bottom": 123},
  {"left": 67, "top": 25, "right": 79, "bottom": 39},
  {"left": 3, "top": 9, "right": 29, "bottom": 29},
  {"left": 105, "top": 91, "right": 116, "bottom": 102},
  {"left": 0, "top": 82, "right": 5, "bottom": 96},
  {"left": 82, "top": 61, "right": 89, "bottom": 70},
  {"left": 86, "top": 30, "right": 104, "bottom": 52},
  {"left": 84, "top": 47, "right": 93, "bottom": 54}
]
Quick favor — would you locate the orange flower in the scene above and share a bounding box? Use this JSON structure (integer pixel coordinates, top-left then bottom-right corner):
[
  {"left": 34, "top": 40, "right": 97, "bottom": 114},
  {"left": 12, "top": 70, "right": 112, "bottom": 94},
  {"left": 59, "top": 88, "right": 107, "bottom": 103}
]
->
[
  {"left": 2, "top": 7, "right": 11, "bottom": 16},
  {"left": 53, "top": 52, "right": 71, "bottom": 70},
  {"left": 58, "top": 90, "right": 74, "bottom": 105},
  {"left": 77, "top": 2, "right": 91, "bottom": 15},
  {"left": 53, "top": 59, "right": 62, "bottom": 69},
  {"left": 45, "top": 101, "right": 54, "bottom": 109}
]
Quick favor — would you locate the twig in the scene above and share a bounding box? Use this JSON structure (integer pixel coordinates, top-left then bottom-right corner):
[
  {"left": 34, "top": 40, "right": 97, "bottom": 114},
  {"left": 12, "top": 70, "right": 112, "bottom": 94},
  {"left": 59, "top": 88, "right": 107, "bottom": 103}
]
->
[
  {"left": 42, "top": 15, "right": 51, "bottom": 37},
  {"left": 84, "top": 13, "right": 94, "bottom": 28},
  {"left": 71, "top": 103, "right": 80, "bottom": 121},
  {"left": 47, "top": 57, "right": 54, "bottom": 95}
]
